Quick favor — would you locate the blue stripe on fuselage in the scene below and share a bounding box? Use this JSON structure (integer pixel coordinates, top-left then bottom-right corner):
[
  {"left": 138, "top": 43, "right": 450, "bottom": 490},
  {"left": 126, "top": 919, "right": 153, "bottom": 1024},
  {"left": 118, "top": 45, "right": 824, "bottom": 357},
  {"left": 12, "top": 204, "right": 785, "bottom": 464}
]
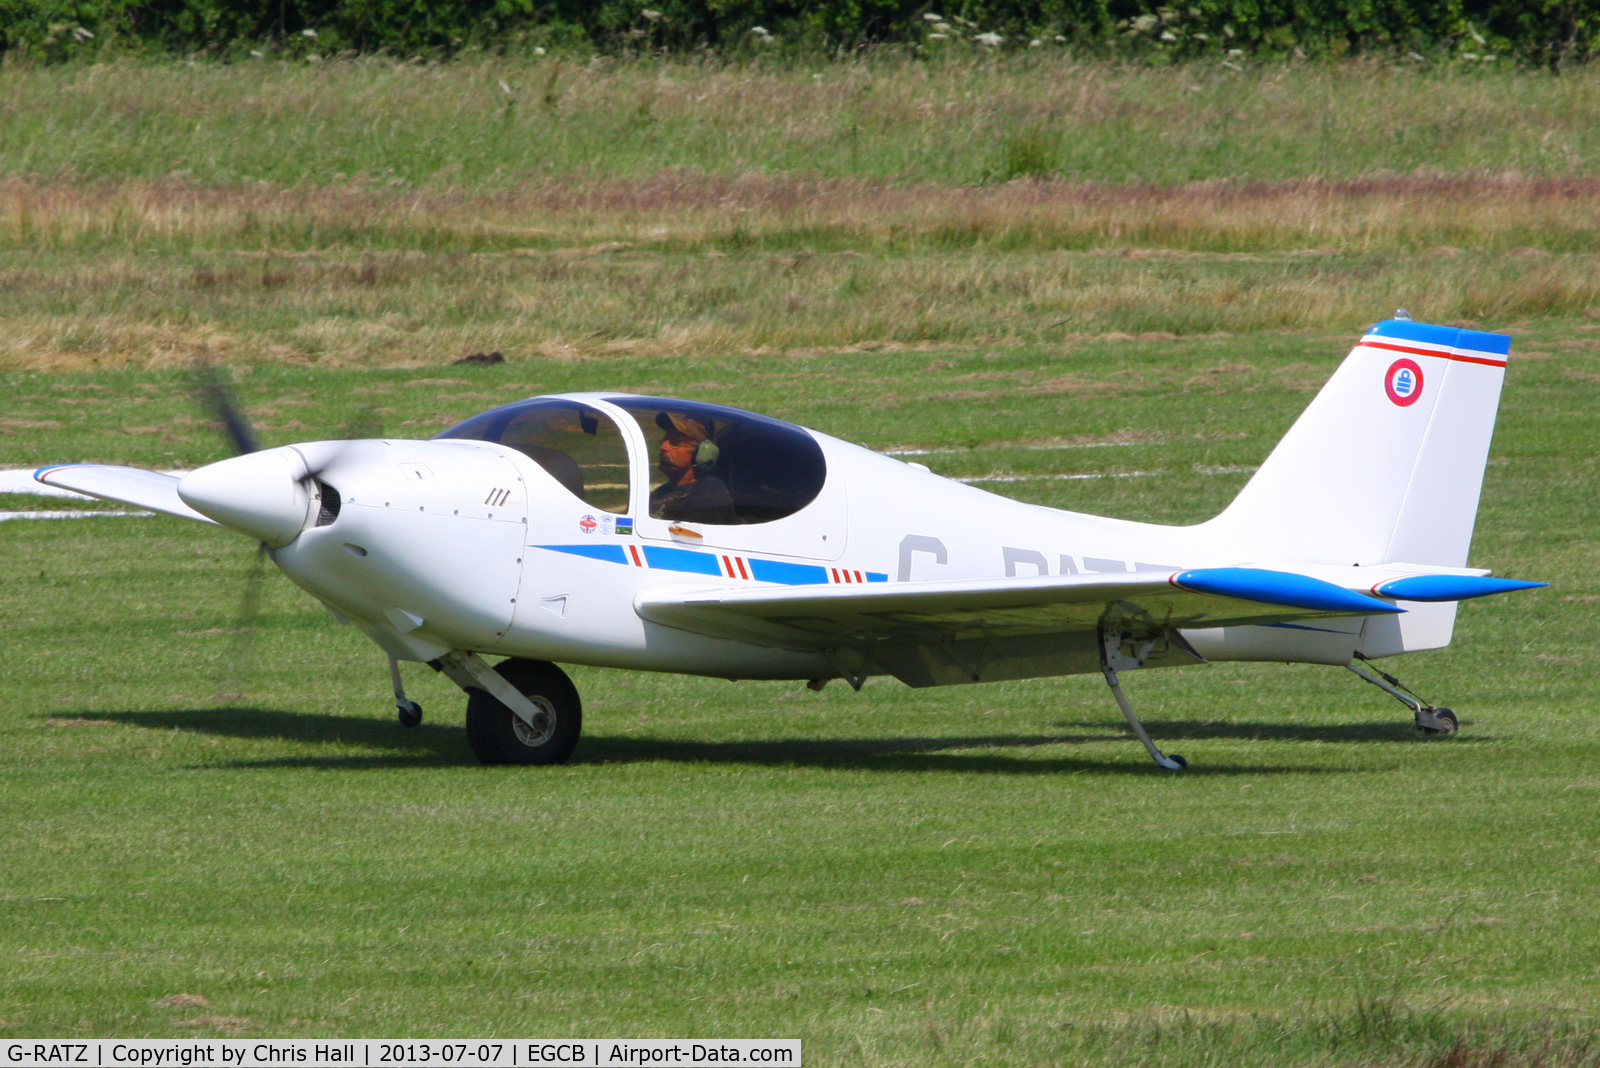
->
[
  {"left": 749, "top": 557, "right": 829, "bottom": 585},
  {"left": 532, "top": 543, "right": 883, "bottom": 585},
  {"left": 534, "top": 543, "right": 628, "bottom": 564},
  {"left": 641, "top": 545, "right": 724, "bottom": 576}
]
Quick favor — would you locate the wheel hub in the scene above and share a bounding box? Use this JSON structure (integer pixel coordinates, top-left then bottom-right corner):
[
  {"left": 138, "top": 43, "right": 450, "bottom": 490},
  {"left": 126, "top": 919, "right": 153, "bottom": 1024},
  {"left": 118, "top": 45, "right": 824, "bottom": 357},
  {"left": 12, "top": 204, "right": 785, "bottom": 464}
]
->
[{"left": 511, "top": 695, "right": 558, "bottom": 747}]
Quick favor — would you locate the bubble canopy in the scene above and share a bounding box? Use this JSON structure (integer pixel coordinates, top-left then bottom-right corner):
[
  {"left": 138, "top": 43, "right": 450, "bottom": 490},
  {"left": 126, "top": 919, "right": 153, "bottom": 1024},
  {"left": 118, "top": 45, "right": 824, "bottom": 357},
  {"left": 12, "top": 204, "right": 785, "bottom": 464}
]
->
[{"left": 435, "top": 395, "right": 827, "bottom": 525}]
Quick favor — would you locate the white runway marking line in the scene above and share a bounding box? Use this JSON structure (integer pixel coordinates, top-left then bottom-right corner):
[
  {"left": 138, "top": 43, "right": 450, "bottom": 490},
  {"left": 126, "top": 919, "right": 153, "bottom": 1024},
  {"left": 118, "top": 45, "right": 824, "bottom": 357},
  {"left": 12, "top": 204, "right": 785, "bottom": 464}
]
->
[
  {"left": 881, "top": 441, "right": 1142, "bottom": 457},
  {"left": 876, "top": 447, "right": 1258, "bottom": 485},
  {"left": 957, "top": 464, "right": 1259, "bottom": 484},
  {"left": 0, "top": 510, "right": 152, "bottom": 522},
  {"left": 955, "top": 470, "right": 1162, "bottom": 484}
]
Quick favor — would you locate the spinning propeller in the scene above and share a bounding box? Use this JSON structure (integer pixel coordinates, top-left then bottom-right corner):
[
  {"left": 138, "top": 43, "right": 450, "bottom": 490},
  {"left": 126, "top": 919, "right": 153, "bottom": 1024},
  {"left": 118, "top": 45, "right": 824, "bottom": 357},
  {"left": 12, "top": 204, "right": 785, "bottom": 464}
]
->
[
  {"left": 182, "top": 367, "right": 369, "bottom": 547},
  {"left": 189, "top": 363, "right": 272, "bottom": 700},
  {"left": 186, "top": 364, "right": 393, "bottom": 708}
]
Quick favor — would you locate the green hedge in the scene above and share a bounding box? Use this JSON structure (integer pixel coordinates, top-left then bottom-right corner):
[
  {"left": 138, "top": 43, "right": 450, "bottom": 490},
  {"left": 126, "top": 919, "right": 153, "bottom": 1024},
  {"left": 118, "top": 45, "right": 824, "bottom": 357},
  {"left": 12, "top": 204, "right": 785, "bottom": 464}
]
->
[{"left": 2, "top": 0, "right": 1594, "bottom": 66}]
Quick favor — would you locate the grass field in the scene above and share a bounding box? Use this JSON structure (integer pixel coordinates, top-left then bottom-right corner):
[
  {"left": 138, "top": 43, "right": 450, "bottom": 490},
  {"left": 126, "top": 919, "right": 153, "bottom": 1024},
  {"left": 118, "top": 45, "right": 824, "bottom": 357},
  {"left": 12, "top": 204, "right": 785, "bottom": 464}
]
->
[
  {"left": 6, "top": 56, "right": 1600, "bottom": 187},
  {"left": 3, "top": 56, "right": 1599, "bottom": 374},
  {"left": 2, "top": 54, "right": 1599, "bottom": 1065}
]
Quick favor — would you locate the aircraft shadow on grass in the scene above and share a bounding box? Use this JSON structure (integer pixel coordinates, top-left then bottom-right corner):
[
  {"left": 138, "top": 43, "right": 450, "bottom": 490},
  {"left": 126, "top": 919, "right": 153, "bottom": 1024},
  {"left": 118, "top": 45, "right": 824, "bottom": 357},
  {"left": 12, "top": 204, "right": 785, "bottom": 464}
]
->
[
  {"left": 1060, "top": 719, "right": 1488, "bottom": 745},
  {"left": 54, "top": 707, "right": 1419, "bottom": 777}
]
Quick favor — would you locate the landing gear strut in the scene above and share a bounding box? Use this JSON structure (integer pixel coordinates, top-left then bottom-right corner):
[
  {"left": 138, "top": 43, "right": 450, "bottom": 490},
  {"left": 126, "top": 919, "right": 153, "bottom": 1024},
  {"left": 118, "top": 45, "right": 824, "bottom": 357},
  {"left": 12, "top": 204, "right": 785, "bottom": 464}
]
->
[
  {"left": 1347, "top": 653, "right": 1458, "bottom": 734},
  {"left": 1100, "top": 623, "right": 1189, "bottom": 771},
  {"left": 389, "top": 656, "right": 423, "bottom": 727}
]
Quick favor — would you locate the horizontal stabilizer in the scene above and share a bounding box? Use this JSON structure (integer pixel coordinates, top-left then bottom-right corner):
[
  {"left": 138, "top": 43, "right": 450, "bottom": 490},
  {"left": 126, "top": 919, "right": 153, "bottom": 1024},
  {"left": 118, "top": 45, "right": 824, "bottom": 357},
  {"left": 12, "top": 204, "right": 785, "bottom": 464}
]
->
[
  {"left": 1175, "top": 568, "right": 1399, "bottom": 614},
  {"left": 34, "top": 464, "right": 217, "bottom": 525},
  {"left": 1371, "top": 574, "right": 1546, "bottom": 602}
]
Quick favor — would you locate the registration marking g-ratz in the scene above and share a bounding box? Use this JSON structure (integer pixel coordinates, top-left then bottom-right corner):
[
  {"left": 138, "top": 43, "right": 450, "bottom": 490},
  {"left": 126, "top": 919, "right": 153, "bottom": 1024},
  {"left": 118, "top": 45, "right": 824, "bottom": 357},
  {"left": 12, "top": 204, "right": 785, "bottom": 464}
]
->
[{"left": 6, "top": 1045, "right": 89, "bottom": 1064}]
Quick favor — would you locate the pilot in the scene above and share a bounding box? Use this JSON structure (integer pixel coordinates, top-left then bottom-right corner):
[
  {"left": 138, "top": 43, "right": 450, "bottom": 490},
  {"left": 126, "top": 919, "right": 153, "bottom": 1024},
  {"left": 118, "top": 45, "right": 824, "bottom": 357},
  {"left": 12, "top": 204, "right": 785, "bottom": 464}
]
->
[{"left": 651, "top": 412, "right": 735, "bottom": 525}]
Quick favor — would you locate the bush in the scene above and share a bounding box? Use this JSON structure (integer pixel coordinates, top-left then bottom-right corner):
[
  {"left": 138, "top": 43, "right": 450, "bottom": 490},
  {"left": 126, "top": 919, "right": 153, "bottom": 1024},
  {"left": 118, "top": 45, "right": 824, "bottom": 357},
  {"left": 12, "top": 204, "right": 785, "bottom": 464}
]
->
[{"left": 0, "top": 0, "right": 1593, "bottom": 66}]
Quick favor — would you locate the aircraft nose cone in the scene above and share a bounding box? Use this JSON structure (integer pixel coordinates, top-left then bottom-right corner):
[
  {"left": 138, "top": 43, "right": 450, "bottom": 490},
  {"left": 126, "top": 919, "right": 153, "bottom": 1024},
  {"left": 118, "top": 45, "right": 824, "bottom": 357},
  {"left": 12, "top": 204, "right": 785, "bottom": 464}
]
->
[{"left": 177, "top": 447, "right": 312, "bottom": 547}]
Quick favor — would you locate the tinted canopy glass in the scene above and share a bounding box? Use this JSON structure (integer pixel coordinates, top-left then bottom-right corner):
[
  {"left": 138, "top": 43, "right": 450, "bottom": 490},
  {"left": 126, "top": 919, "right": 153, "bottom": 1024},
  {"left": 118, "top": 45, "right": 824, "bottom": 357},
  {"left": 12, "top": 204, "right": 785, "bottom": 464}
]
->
[
  {"left": 435, "top": 399, "right": 631, "bottom": 514},
  {"left": 609, "top": 395, "right": 826, "bottom": 525}
]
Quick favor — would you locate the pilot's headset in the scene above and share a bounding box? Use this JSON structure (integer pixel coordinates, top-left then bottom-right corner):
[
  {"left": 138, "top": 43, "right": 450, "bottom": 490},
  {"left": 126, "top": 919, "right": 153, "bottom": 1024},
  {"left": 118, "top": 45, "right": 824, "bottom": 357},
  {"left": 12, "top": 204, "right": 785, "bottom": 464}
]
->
[{"left": 656, "top": 412, "right": 720, "bottom": 473}]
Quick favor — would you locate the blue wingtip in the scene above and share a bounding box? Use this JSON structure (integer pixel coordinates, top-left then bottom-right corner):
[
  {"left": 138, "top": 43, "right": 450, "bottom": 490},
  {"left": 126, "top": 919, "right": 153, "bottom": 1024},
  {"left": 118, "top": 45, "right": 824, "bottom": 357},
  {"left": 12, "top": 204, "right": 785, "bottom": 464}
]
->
[
  {"left": 1374, "top": 576, "right": 1547, "bottom": 602},
  {"left": 1176, "top": 567, "right": 1402, "bottom": 614}
]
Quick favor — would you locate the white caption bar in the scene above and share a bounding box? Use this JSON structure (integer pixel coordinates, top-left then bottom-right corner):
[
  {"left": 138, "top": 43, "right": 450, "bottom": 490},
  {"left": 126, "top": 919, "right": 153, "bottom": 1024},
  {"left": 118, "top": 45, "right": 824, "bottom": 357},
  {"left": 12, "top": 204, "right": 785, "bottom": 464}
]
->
[{"left": 1, "top": 1040, "right": 799, "bottom": 1068}]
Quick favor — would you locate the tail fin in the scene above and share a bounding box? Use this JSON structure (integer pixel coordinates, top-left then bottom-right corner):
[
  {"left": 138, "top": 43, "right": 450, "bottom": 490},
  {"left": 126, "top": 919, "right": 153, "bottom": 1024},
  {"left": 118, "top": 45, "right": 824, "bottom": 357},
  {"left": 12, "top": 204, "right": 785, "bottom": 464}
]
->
[{"left": 1208, "top": 319, "right": 1511, "bottom": 567}]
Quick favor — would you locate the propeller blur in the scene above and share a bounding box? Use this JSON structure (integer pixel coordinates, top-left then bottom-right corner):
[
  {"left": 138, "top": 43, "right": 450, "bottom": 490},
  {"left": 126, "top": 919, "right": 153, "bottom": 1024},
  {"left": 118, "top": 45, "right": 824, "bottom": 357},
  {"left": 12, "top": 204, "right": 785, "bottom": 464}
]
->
[{"left": 35, "top": 318, "right": 1544, "bottom": 769}]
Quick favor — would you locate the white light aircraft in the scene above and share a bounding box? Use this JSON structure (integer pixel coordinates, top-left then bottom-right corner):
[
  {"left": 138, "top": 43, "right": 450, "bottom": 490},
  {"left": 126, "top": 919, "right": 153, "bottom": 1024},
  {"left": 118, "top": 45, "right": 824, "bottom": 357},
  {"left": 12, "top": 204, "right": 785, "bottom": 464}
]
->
[{"left": 36, "top": 317, "right": 1543, "bottom": 769}]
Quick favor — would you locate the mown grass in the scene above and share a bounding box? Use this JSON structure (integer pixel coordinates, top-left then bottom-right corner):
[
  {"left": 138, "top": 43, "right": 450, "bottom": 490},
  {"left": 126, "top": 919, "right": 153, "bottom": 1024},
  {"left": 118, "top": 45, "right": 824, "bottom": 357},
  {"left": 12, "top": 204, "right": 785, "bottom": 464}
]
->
[
  {"left": 2, "top": 329, "right": 1598, "bottom": 1063},
  {"left": 3, "top": 51, "right": 1599, "bottom": 1065}
]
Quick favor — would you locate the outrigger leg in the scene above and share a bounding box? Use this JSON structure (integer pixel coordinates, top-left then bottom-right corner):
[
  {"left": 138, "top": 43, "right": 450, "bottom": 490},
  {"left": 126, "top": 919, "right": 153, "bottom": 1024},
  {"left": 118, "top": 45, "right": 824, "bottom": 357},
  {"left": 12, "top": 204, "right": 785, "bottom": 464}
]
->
[
  {"left": 389, "top": 656, "right": 424, "bottom": 728},
  {"left": 1346, "top": 652, "right": 1458, "bottom": 734},
  {"left": 1100, "top": 626, "right": 1187, "bottom": 771}
]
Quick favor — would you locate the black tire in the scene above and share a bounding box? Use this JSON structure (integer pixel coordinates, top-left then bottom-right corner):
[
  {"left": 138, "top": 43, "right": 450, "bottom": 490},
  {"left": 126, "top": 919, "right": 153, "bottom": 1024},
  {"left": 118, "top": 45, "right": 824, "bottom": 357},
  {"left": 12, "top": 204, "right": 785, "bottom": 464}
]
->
[
  {"left": 1417, "top": 706, "right": 1459, "bottom": 735},
  {"left": 464, "top": 659, "right": 582, "bottom": 766}
]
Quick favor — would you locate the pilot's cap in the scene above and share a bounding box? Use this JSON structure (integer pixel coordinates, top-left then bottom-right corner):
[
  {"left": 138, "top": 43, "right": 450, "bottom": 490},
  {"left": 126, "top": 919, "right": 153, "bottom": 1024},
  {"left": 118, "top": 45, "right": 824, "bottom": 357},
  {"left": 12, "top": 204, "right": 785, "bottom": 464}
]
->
[{"left": 655, "top": 411, "right": 712, "bottom": 441}]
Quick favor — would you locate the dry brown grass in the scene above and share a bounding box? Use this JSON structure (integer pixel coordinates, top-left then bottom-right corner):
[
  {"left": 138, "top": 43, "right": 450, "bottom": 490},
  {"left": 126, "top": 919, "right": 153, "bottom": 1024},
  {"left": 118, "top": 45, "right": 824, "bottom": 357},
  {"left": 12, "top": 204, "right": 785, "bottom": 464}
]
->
[
  {"left": 5, "top": 172, "right": 1600, "bottom": 255},
  {"left": 3, "top": 172, "right": 1598, "bottom": 371},
  {"left": 2, "top": 248, "right": 1594, "bottom": 372}
]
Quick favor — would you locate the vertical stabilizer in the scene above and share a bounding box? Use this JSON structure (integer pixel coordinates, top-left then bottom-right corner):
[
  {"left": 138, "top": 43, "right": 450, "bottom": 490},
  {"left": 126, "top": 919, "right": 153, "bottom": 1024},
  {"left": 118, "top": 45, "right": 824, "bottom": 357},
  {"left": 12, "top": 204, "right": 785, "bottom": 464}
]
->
[{"left": 1206, "top": 320, "right": 1510, "bottom": 568}]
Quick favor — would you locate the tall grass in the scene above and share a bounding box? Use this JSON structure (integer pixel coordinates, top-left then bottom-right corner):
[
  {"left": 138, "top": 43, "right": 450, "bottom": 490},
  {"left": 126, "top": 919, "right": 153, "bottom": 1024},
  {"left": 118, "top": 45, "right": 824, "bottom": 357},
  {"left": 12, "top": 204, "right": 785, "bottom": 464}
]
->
[
  {"left": 6, "top": 173, "right": 1600, "bottom": 256},
  {"left": 3, "top": 234, "right": 1596, "bottom": 371}
]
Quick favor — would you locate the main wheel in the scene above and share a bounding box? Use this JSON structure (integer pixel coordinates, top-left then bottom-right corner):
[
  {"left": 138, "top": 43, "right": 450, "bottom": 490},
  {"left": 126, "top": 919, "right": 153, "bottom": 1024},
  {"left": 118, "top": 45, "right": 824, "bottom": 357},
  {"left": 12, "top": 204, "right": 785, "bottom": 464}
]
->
[{"left": 464, "top": 659, "right": 582, "bottom": 766}]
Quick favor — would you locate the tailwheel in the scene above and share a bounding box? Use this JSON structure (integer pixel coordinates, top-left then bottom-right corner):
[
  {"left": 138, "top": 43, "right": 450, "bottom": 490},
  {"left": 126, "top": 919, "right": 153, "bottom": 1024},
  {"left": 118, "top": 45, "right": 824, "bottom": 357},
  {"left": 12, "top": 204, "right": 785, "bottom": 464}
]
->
[
  {"left": 1348, "top": 655, "right": 1459, "bottom": 737},
  {"left": 1416, "top": 706, "right": 1459, "bottom": 735},
  {"left": 464, "top": 658, "right": 582, "bottom": 766}
]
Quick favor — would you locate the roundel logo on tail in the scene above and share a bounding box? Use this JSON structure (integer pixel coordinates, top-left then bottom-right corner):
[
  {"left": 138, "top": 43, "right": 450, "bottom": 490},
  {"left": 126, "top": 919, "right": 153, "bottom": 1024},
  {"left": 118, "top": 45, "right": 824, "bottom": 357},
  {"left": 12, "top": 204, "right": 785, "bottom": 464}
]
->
[{"left": 1384, "top": 358, "right": 1424, "bottom": 407}]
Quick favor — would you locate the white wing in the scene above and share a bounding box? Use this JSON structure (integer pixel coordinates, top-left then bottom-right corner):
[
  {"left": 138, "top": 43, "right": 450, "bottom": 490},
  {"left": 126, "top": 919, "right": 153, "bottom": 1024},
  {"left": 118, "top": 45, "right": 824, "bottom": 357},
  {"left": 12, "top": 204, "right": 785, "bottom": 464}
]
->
[
  {"left": 637, "top": 567, "right": 1403, "bottom": 687},
  {"left": 33, "top": 465, "right": 217, "bottom": 525}
]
